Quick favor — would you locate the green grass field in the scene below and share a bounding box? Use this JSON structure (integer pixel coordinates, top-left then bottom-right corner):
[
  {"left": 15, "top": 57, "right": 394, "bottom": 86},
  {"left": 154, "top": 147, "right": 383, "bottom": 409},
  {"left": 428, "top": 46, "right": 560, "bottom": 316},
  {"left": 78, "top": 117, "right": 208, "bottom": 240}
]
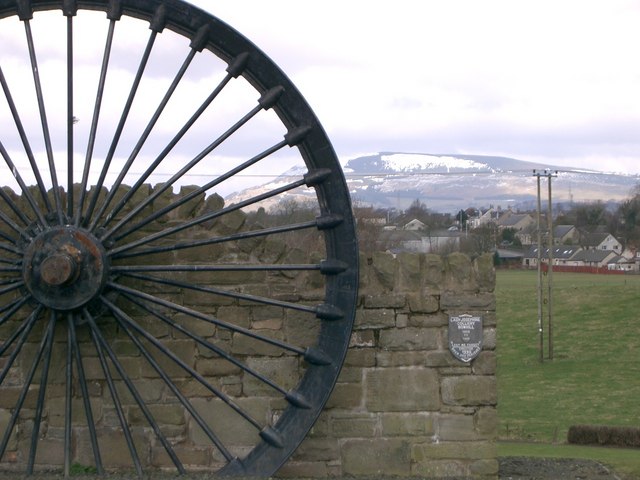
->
[{"left": 497, "top": 270, "right": 640, "bottom": 475}]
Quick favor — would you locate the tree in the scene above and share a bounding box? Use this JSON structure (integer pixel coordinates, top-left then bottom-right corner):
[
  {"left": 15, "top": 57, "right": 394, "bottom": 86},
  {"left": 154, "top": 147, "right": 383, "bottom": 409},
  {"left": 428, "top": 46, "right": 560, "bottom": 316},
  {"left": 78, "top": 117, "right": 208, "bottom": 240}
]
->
[
  {"left": 617, "top": 187, "right": 640, "bottom": 248},
  {"left": 456, "top": 209, "right": 469, "bottom": 228}
]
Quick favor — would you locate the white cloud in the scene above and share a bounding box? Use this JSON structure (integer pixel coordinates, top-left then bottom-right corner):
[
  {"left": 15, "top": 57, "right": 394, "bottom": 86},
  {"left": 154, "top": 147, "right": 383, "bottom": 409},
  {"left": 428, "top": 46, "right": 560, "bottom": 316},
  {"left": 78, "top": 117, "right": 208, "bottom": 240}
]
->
[{"left": 189, "top": 0, "right": 640, "bottom": 175}]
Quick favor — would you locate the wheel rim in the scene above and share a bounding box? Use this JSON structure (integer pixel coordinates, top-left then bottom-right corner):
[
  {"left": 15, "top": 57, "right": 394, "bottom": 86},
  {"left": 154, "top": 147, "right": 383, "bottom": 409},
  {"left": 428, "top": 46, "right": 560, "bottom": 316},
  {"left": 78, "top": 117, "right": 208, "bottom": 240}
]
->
[{"left": 0, "top": 0, "right": 358, "bottom": 475}]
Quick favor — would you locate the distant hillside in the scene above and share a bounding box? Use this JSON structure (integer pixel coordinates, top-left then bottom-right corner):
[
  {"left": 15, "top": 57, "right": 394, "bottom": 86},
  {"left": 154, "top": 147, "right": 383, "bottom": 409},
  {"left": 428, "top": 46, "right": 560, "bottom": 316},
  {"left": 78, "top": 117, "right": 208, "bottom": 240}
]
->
[{"left": 225, "top": 152, "right": 640, "bottom": 213}]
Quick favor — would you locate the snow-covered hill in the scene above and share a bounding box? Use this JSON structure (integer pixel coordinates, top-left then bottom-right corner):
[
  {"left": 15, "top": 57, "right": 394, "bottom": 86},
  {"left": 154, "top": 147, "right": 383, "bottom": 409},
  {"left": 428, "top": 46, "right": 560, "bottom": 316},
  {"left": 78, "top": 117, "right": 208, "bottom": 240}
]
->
[{"left": 225, "top": 152, "right": 639, "bottom": 213}]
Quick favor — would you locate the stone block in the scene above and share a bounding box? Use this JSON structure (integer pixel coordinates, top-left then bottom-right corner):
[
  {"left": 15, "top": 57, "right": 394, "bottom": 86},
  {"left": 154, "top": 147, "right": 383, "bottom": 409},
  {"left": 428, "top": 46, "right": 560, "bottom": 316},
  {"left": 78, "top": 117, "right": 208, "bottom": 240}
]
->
[
  {"left": 474, "top": 253, "right": 496, "bottom": 292},
  {"left": 340, "top": 438, "right": 411, "bottom": 476},
  {"left": 0, "top": 409, "right": 17, "bottom": 450},
  {"left": 363, "top": 293, "right": 406, "bottom": 309},
  {"left": 151, "top": 444, "right": 211, "bottom": 469},
  {"left": 276, "top": 460, "right": 329, "bottom": 478},
  {"left": 366, "top": 367, "right": 440, "bottom": 412},
  {"left": 381, "top": 412, "right": 434, "bottom": 436},
  {"left": 407, "top": 292, "right": 440, "bottom": 313},
  {"left": 331, "top": 413, "right": 377, "bottom": 437},
  {"left": 284, "top": 311, "right": 320, "bottom": 346},
  {"left": 412, "top": 440, "right": 496, "bottom": 460},
  {"left": 443, "top": 252, "right": 476, "bottom": 292},
  {"left": 326, "top": 382, "right": 364, "bottom": 409},
  {"left": 230, "top": 329, "right": 285, "bottom": 356},
  {"left": 371, "top": 252, "right": 398, "bottom": 290},
  {"left": 349, "top": 330, "right": 376, "bottom": 348},
  {"left": 441, "top": 376, "right": 497, "bottom": 406},
  {"left": 336, "top": 366, "right": 362, "bottom": 383},
  {"left": 440, "top": 292, "right": 495, "bottom": 309},
  {"left": 216, "top": 306, "right": 251, "bottom": 329},
  {"left": 188, "top": 397, "right": 268, "bottom": 447},
  {"left": 379, "top": 327, "right": 439, "bottom": 351},
  {"left": 397, "top": 252, "right": 422, "bottom": 289},
  {"left": 291, "top": 437, "right": 340, "bottom": 461},
  {"left": 195, "top": 357, "right": 242, "bottom": 377},
  {"left": 483, "top": 327, "right": 497, "bottom": 349},
  {"left": 471, "top": 458, "right": 500, "bottom": 476},
  {"left": 412, "top": 458, "right": 468, "bottom": 478},
  {"left": 376, "top": 351, "right": 429, "bottom": 367},
  {"left": 344, "top": 348, "right": 375, "bottom": 367},
  {"left": 354, "top": 308, "right": 395, "bottom": 329},
  {"left": 75, "top": 427, "right": 149, "bottom": 468},
  {"left": 437, "top": 413, "right": 479, "bottom": 441},
  {"left": 475, "top": 407, "right": 499, "bottom": 439},
  {"left": 473, "top": 351, "right": 497, "bottom": 375},
  {"left": 242, "top": 356, "right": 300, "bottom": 396}
]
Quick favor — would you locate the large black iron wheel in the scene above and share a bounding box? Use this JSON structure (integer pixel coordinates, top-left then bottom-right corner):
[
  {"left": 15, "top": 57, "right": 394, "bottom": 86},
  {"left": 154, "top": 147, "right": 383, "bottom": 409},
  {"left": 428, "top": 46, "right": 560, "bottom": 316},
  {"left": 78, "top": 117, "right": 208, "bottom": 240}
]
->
[{"left": 0, "top": 0, "right": 358, "bottom": 476}]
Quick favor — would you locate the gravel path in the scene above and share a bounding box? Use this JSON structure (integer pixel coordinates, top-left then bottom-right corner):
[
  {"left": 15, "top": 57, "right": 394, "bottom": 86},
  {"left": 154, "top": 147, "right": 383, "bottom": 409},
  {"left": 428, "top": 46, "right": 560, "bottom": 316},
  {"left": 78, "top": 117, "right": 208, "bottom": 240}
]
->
[{"left": 499, "top": 457, "right": 625, "bottom": 480}]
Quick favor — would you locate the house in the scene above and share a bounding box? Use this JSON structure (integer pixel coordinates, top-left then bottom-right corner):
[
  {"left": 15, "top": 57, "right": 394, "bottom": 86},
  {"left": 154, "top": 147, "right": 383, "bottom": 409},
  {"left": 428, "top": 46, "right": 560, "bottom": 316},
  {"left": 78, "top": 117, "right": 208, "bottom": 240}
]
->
[
  {"left": 469, "top": 207, "right": 498, "bottom": 229},
  {"left": 607, "top": 255, "right": 638, "bottom": 272},
  {"left": 515, "top": 224, "right": 537, "bottom": 246},
  {"left": 580, "top": 232, "right": 622, "bottom": 254},
  {"left": 403, "top": 219, "right": 426, "bottom": 231},
  {"left": 496, "top": 248, "right": 524, "bottom": 267},
  {"left": 553, "top": 225, "right": 579, "bottom": 245},
  {"left": 497, "top": 212, "right": 535, "bottom": 232},
  {"left": 570, "top": 249, "right": 618, "bottom": 268},
  {"left": 379, "top": 229, "right": 460, "bottom": 254},
  {"left": 521, "top": 245, "right": 582, "bottom": 268}
]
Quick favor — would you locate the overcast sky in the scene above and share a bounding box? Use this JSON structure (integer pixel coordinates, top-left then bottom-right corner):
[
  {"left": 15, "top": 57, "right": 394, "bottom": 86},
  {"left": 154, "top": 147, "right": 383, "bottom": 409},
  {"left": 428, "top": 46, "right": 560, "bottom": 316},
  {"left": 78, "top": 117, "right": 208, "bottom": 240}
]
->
[{"left": 188, "top": 0, "right": 640, "bottom": 176}]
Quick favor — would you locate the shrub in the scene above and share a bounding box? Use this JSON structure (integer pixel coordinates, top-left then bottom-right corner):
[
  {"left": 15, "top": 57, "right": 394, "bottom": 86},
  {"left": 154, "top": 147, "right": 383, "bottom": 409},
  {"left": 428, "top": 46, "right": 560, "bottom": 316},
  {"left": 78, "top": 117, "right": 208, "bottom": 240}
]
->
[{"left": 568, "top": 425, "right": 640, "bottom": 448}]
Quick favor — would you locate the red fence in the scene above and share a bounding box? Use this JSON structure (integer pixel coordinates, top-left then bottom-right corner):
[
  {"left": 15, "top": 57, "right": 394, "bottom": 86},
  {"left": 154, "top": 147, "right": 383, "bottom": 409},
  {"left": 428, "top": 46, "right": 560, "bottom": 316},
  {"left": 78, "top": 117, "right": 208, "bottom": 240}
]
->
[{"left": 540, "top": 264, "right": 625, "bottom": 275}]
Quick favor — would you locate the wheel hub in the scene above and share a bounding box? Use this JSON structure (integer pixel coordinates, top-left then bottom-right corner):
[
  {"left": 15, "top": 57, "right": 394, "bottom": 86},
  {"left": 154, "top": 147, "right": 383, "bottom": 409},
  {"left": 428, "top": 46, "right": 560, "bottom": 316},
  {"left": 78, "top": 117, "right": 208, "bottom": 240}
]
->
[{"left": 23, "top": 226, "right": 109, "bottom": 311}]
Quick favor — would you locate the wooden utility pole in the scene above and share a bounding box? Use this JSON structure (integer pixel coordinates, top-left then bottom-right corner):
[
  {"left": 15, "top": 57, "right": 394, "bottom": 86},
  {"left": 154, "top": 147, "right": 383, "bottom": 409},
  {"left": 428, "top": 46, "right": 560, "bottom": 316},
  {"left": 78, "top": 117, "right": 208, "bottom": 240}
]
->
[
  {"left": 534, "top": 171, "right": 543, "bottom": 363},
  {"left": 533, "top": 169, "right": 557, "bottom": 362},
  {"left": 546, "top": 171, "right": 557, "bottom": 360}
]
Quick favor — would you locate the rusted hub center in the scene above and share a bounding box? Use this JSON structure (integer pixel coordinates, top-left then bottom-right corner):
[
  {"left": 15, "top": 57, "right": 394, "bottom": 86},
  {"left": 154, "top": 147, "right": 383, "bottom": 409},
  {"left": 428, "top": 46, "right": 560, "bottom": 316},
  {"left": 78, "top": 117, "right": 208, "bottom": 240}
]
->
[
  {"left": 23, "top": 226, "right": 109, "bottom": 311},
  {"left": 40, "top": 254, "right": 77, "bottom": 286}
]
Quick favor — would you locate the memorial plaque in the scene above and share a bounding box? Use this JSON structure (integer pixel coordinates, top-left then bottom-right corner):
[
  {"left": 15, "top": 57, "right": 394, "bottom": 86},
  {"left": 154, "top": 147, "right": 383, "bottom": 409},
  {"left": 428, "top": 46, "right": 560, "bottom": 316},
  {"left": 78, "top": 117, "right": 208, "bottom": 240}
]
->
[{"left": 448, "top": 314, "right": 483, "bottom": 363}]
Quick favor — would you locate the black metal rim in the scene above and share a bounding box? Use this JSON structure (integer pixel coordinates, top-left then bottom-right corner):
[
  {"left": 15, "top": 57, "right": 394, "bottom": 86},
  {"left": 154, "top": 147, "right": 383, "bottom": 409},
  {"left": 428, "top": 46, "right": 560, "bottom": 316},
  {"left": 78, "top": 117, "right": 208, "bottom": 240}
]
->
[{"left": 0, "top": 0, "right": 358, "bottom": 476}]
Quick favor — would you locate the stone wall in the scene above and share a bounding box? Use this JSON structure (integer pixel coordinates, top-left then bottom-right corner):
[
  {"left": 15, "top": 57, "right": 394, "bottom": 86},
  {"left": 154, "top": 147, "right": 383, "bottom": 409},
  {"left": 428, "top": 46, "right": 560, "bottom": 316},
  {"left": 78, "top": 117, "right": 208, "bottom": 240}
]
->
[
  {"left": 279, "top": 251, "right": 498, "bottom": 479},
  {"left": 0, "top": 186, "right": 497, "bottom": 478}
]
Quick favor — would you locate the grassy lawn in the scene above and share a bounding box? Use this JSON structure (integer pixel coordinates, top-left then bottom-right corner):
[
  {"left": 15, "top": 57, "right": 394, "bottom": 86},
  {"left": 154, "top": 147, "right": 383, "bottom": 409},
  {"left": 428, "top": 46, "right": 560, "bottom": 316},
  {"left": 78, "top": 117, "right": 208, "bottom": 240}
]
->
[{"left": 497, "top": 270, "right": 640, "bottom": 463}]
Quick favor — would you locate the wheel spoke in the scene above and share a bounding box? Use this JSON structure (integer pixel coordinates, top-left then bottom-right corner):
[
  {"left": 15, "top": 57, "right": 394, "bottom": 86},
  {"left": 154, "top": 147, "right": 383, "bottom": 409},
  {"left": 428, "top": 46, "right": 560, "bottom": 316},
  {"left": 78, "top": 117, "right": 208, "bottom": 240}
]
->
[
  {"left": 83, "top": 21, "right": 164, "bottom": 225},
  {"left": 0, "top": 186, "right": 34, "bottom": 234},
  {"left": 111, "top": 262, "right": 328, "bottom": 273},
  {"left": 22, "top": 19, "right": 64, "bottom": 224},
  {"left": 89, "top": 24, "right": 211, "bottom": 232},
  {"left": 74, "top": 19, "right": 117, "bottom": 226},
  {"left": 0, "top": 296, "right": 30, "bottom": 322},
  {"left": 68, "top": 313, "right": 104, "bottom": 475},
  {"left": 0, "top": 65, "right": 52, "bottom": 222},
  {"left": 0, "top": 303, "right": 39, "bottom": 358},
  {"left": 27, "top": 311, "right": 57, "bottom": 474},
  {"left": 112, "top": 128, "right": 291, "bottom": 242},
  {"left": 84, "top": 314, "right": 144, "bottom": 476},
  {"left": 110, "top": 217, "right": 329, "bottom": 260},
  {"left": 65, "top": 9, "right": 76, "bottom": 219},
  {"left": 0, "top": 307, "right": 49, "bottom": 462},
  {"left": 82, "top": 309, "right": 186, "bottom": 474},
  {"left": 64, "top": 315, "right": 73, "bottom": 477},
  {"left": 0, "top": 138, "right": 48, "bottom": 228},
  {"left": 95, "top": 53, "right": 251, "bottom": 235},
  {"left": 106, "top": 282, "right": 307, "bottom": 356},
  {"left": 0, "top": 279, "right": 24, "bottom": 297},
  {"left": 102, "top": 297, "right": 287, "bottom": 448},
  {"left": 118, "top": 271, "right": 334, "bottom": 319},
  {"left": 120, "top": 292, "right": 317, "bottom": 406},
  {"left": 105, "top": 170, "right": 329, "bottom": 255},
  {"left": 108, "top": 304, "right": 237, "bottom": 460}
]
